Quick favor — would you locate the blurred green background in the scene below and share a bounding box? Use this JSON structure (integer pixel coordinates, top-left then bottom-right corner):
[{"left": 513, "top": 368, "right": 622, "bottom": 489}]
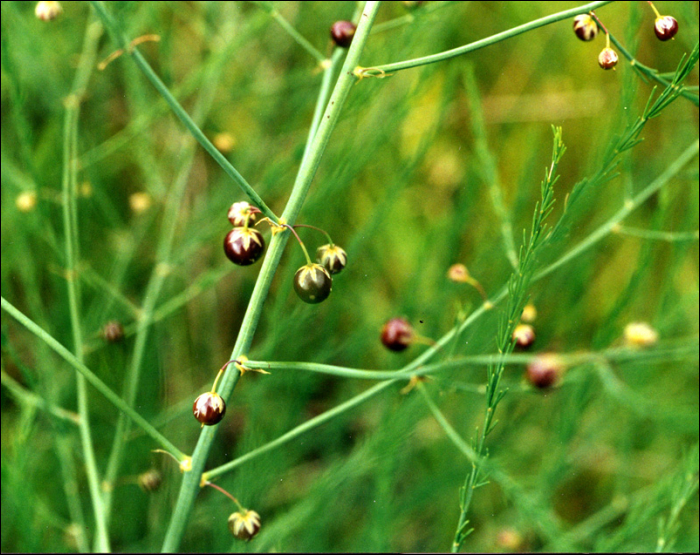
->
[{"left": 1, "top": 1, "right": 698, "bottom": 552}]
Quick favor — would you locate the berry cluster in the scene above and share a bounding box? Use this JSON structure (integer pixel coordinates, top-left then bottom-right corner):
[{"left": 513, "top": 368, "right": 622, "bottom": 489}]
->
[
  {"left": 224, "top": 202, "right": 265, "bottom": 266},
  {"left": 222, "top": 202, "right": 347, "bottom": 304},
  {"left": 572, "top": 3, "right": 678, "bottom": 71},
  {"left": 287, "top": 224, "right": 347, "bottom": 304}
]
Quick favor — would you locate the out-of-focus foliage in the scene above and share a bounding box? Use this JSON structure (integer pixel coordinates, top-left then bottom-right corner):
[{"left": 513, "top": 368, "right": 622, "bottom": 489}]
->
[{"left": 1, "top": 2, "right": 698, "bottom": 552}]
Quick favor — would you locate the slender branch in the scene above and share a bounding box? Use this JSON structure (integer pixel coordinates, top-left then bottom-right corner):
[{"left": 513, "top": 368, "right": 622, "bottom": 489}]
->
[
  {"left": 252, "top": 2, "right": 328, "bottom": 64},
  {"left": 1, "top": 297, "right": 187, "bottom": 461},
  {"left": 89, "top": 1, "right": 279, "bottom": 222},
  {"left": 61, "top": 17, "right": 109, "bottom": 552},
  {"left": 360, "top": 1, "right": 614, "bottom": 76},
  {"left": 607, "top": 32, "right": 699, "bottom": 107}
]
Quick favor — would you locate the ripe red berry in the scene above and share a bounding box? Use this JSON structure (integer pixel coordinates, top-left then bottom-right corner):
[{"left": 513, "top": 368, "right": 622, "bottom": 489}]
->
[
  {"left": 229, "top": 510, "right": 261, "bottom": 541},
  {"left": 330, "top": 20, "right": 356, "bottom": 48},
  {"left": 598, "top": 47, "right": 618, "bottom": 69},
  {"left": 224, "top": 228, "right": 265, "bottom": 266},
  {"left": 317, "top": 244, "right": 347, "bottom": 275},
  {"left": 654, "top": 16, "right": 678, "bottom": 41},
  {"left": 525, "top": 355, "right": 563, "bottom": 389},
  {"left": 193, "top": 392, "right": 226, "bottom": 425},
  {"left": 573, "top": 14, "right": 598, "bottom": 41},
  {"left": 227, "top": 201, "right": 256, "bottom": 227},
  {"left": 380, "top": 318, "right": 414, "bottom": 352},
  {"left": 294, "top": 263, "right": 332, "bottom": 304}
]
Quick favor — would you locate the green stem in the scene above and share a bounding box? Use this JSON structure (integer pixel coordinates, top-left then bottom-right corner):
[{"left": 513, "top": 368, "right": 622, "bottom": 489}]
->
[
  {"left": 613, "top": 226, "right": 699, "bottom": 242},
  {"left": 89, "top": 1, "right": 278, "bottom": 222},
  {"left": 294, "top": 223, "right": 336, "bottom": 245},
  {"left": 1, "top": 297, "right": 187, "bottom": 462},
  {"left": 61, "top": 17, "right": 110, "bottom": 552},
  {"left": 536, "top": 139, "right": 699, "bottom": 281},
  {"left": 1, "top": 369, "right": 80, "bottom": 426},
  {"left": 607, "top": 32, "right": 699, "bottom": 106},
  {"left": 361, "top": 1, "right": 613, "bottom": 75},
  {"left": 258, "top": 3, "right": 327, "bottom": 64},
  {"left": 160, "top": 3, "right": 382, "bottom": 551}
]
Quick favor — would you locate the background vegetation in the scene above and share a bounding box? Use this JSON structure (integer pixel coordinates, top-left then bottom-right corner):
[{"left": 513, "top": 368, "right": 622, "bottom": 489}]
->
[{"left": 1, "top": 1, "right": 698, "bottom": 552}]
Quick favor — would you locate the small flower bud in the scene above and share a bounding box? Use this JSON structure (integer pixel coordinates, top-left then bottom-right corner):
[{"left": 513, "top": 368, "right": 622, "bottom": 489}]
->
[
  {"left": 512, "top": 324, "right": 536, "bottom": 349},
  {"left": 228, "top": 509, "right": 261, "bottom": 541},
  {"left": 654, "top": 15, "right": 678, "bottom": 41},
  {"left": 598, "top": 47, "right": 618, "bottom": 70},
  {"left": 102, "top": 320, "right": 125, "bottom": 343},
  {"left": 573, "top": 14, "right": 598, "bottom": 41},
  {"left": 35, "top": 1, "right": 62, "bottom": 21},
  {"left": 138, "top": 469, "right": 162, "bottom": 492},
  {"left": 526, "top": 354, "right": 564, "bottom": 389},
  {"left": 330, "top": 21, "right": 356, "bottom": 48},
  {"left": 623, "top": 322, "right": 658, "bottom": 348}
]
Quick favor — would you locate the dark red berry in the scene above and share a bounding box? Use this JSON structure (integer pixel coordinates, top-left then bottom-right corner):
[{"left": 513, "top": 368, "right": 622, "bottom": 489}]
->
[
  {"left": 598, "top": 47, "right": 618, "bottom": 70},
  {"left": 525, "top": 355, "right": 563, "bottom": 389},
  {"left": 512, "top": 324, "right": 536, "bottom": 349},
  {"left": 193, "top": 392, "right": 226, "bottom": 425},
  {"left": 294, "top": 263, "right": 332, "bottom": 304},
  {"left": 317, "top": 244, "right": 347, "bottom": 275},
  {"left": 224, "top": 228, "right": 265, "bottom": 266},
  {"left": 229, "top": 510, "right": 261, "bottom": 541},
  {"left": 654, "top": 16, "right": 678, "bottom": 41},
  {"left": 380, "top": 318, "right": 414, "bottom": 352},
  {"left": 573, "top": 14, "right": 598, "bottom": 41},
  {"left": 330, "top": 20, "right": 356, "bottom": 48},
  {"left": 227, "top": 201, "right": 256, "bottom": 227}
]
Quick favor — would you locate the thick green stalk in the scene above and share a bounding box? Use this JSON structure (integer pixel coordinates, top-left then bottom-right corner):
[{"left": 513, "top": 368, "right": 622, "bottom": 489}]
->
[
  {"left": 0, "top": 297, "right": 187, "bottom": 461},
  {"left": 160, "top": 3, "right": 382, "bottom": 551},
  {"left": 362, "top": 1, "right": 613, "bottom": 75}
]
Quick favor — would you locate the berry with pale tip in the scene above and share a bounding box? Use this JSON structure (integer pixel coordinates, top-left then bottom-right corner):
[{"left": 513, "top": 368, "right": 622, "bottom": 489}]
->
[
  {"left": 380, "top": 318, "right": 414, "bottom": 352},
  {"left": 598, "top": 47, "right": 618, "bottom": 69},
  {"left": 294, "top": 263, "right": 332, "bottom": 304},
  {"left": 224, "top": 228, "right": 265, "bottom": 266},
  {"left": 227, "top": 201, "right": 256, "bottom": 227},
  {"left": 317, "top": 244, "right": 347, "bottom": 275},
  {"left": 229, "top": 510, "right": 261, "bottom": 541},
  {"left": 330, "top": 20, "right": 356, "bottom": 48},
  {"left": 573, "top": 14, "right": 598, "bottom": 41},
  {"left": 526, "top": 354, "right": 563, "bottom": 389},
  {"left": 192, "top": 392, "right": 226, "bottom": 425},
  {"left": 512, "top": 323, "right": 536, "bottom": 349},
  {"left": 654, "top": 15, "right": 678, "bottom": 41}
]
